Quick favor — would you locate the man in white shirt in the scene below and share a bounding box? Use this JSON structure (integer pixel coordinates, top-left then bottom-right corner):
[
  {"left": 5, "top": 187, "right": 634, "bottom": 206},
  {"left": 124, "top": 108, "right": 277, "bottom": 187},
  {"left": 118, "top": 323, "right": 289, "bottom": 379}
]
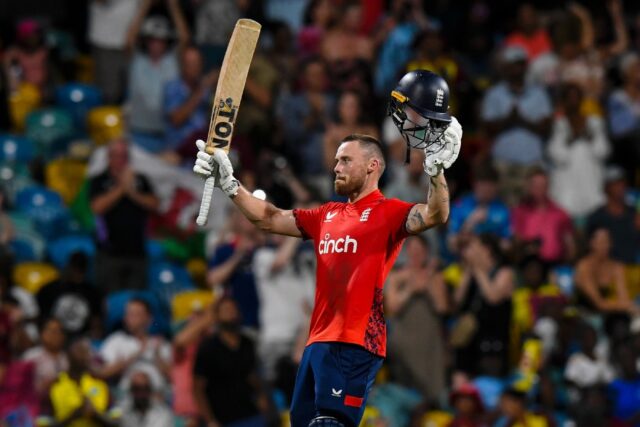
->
[
  {"left": 99, "top": 298, "right": 172, "bottom": 392},
  {"left": 88, "top": 0, "right": 142, "bottom": 103},
  {"left": 253, "top": 234, "right": 315, "bottom": 382}
]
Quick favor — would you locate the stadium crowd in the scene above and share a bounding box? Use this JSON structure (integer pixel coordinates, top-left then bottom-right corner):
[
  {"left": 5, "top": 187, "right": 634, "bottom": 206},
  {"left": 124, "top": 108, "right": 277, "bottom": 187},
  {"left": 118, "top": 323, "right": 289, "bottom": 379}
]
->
[{"left": 1, "top": 0, "right": 640, "bottom": 426}]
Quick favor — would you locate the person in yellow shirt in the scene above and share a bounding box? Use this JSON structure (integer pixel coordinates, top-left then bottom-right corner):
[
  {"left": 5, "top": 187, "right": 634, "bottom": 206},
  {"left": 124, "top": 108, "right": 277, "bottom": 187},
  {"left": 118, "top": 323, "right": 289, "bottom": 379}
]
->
[
  {"left": 46, "top": 337, "right": 118, "bottom": 427},
  {"left": 496, "top": 387, "right": 550, "bottom": 427}
]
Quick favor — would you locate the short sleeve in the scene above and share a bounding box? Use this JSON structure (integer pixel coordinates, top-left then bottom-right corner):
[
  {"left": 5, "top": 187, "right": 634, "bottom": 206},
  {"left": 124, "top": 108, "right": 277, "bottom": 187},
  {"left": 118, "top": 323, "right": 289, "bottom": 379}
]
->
[
  {"left": 292, "top": 205, "right": 328, "bottom": 241},
  {"left": 163, "top": 80, "right": 183, "bottom": 114},
  {"left": 99, "top": 334, "right": 119, "bottom": 364},
  {"left": 384, "top": 199, "right": 415, "bottom": 244}
]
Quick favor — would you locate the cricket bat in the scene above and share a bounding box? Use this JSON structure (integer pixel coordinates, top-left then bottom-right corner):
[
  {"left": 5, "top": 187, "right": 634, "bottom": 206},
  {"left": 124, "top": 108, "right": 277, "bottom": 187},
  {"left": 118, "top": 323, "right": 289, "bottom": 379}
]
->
[{"left": 196, "top": 19, "right": 262, "bottom": 226}]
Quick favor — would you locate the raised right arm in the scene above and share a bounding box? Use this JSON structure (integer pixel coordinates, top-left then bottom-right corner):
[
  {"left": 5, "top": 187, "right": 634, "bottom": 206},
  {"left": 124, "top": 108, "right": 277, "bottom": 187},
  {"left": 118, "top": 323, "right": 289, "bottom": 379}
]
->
[{"left": 230, "top": 186, "right": 301, "bottom": 237}]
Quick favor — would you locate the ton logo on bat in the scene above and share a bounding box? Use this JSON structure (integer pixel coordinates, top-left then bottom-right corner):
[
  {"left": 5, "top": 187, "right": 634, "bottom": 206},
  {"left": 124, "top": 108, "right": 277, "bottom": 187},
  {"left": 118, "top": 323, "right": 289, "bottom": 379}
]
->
[{"left": 212, "top": 97, "right": 236, "bottom": 150}]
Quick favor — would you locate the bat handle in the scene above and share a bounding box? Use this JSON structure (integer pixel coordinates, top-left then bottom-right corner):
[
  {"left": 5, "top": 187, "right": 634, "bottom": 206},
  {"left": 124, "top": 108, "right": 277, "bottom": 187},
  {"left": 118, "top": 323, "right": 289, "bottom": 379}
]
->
[{"left": 196, "top": 174, "right": 216, "bottom": 227}]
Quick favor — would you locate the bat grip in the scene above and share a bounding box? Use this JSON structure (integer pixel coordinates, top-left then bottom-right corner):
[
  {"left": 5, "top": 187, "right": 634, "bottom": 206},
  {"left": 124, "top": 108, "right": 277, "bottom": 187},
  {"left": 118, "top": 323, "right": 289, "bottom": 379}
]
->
[{"left": 196, "top": 173, "right": 216, "bottom": 227}]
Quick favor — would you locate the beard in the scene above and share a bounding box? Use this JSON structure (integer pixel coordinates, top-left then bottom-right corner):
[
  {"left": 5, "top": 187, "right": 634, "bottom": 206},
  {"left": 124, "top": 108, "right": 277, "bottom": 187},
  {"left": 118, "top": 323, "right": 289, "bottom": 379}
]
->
[{"left": 334, "top": 173, "right": 365, "bottom": 196}]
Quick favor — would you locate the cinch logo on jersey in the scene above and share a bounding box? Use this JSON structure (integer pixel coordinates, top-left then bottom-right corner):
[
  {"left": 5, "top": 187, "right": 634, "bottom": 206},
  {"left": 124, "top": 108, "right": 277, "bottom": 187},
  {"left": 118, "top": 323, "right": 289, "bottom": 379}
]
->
[{"left": 318, "top": 233, "right": 358, "bottom": 254}]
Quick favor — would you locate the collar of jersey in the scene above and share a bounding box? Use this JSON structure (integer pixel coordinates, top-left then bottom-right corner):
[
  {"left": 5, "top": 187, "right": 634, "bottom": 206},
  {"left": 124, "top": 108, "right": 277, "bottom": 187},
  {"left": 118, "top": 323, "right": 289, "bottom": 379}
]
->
[{"left": 352, "top": 189, "right": 384, "bottom": 206}]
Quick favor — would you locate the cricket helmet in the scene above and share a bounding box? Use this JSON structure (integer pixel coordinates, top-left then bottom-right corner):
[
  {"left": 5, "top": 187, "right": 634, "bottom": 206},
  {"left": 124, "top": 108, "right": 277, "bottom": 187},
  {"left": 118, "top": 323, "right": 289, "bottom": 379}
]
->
[{"left": 388, "top": 70, "right": 451, "bottom": 161}]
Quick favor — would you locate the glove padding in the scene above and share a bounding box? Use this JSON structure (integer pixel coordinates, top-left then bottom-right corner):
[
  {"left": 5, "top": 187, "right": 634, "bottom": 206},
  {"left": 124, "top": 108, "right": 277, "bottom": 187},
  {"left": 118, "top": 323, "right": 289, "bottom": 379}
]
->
[
  {"left": 193, "top": 139, "right": 240, "bottom": 197},
  {"left": 423, "top": 116, "right": 463, "bottom": 177}
]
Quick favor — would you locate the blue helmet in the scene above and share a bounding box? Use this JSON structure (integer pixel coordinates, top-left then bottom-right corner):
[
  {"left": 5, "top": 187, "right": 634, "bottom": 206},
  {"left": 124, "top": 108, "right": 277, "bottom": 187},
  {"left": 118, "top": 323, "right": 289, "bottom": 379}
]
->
[{"left": 388, "top": 70, "right": 451, "bottom": 159}]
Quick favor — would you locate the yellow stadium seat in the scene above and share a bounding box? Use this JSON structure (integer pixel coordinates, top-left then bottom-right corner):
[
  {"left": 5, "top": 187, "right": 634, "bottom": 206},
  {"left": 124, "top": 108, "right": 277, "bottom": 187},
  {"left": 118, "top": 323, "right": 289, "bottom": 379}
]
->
[
  {"left": 14, "top": 262, "right": 59, "bottom": 294},
  {"left": 281, "top": 411, "right": 290, "bottom": 427},
  {"left": 186, "top": 258, "right": 208, "bottom": 288},
  {"left": 10, "top": 83, "right": 41, "bottom": 132},
  {"left": 360, "top": 407, "right": 383, "bottom": 426},
  {"left": 45, "top": 158, "right": 87, "bottom": 204},
  {"left": 87, "top": 106, "right": 124, "bottom": 145},
  {"left": 171, "top": 290, "right": 214, "bottom": 323},
  {"left": 421, "top": 410, "right": 453, "bottom": 427}
]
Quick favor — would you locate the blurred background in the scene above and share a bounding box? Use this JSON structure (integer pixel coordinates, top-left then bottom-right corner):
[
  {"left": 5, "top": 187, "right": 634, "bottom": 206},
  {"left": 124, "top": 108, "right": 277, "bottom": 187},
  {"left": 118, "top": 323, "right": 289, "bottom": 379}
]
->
[{"left": 0, "top": 0, "right": 639, "bottom": 426}]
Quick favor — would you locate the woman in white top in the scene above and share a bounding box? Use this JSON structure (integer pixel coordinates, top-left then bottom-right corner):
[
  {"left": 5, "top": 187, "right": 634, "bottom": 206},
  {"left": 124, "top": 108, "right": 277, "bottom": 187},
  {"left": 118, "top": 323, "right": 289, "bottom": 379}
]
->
[{"left": 548, "top": 83, "right": 610, "bottom": 219}]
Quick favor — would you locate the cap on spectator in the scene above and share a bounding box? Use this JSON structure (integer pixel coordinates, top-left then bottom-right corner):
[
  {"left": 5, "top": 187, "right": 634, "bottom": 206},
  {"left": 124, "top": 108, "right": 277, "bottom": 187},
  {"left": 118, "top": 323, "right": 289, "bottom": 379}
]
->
[
  {"left": 16, "top": 19, "right": 41, "bottom": 40},
  {"left": 449, "top": 383, "right": 484, "bottom": 412},
  {"left": 604, "top": 165, "right": 626, "bottom": 184},
  {"left": 140, "top": 16, "right": 173, "bottom": 40},
  {"left": 501, "top": 45, "right": 528, "bottom": 63}
]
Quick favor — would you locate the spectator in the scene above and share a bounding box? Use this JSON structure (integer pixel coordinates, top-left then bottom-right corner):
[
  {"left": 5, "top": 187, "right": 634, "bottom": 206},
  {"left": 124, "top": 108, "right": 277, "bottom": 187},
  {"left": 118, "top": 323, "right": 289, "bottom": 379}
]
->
[
  {"left": 0, "top": 253, "right": 38, "bottom": 344},
  {"left": 99, "top": 298, "right": 171, "bottom": 392},
  {"left": 22, "top": 317, "right": 68, "bottom": 398},
  {"left": 90, "top": 139, "right": 159, "bottom": 292},
  {"left": 4, "top": 19, "right": 51, "bottom": 97},
  {"left": 586, "top": 166, "right": 640, "bottom": 265},
  {"left": 564, "top": 323, "right": 614, "bottom": 389},
  {"left": 481, "top": 45, "right": 552, "bottom": 203},
  {"left": 512, "top": 256, "right": 563, "bottom": 344},
  {"left": 447, "top": 383, "right": 486, "bottom": 427},
  {"left": 207, "top": 209, "right": 264, "bottom": 330},
  {"left": 88, "top": 0, "right": 141, "bottom": 103},
  {"left": 163, "top": 45, "right": 218, "bottom": 157},
  {"left": 193, "top": 297, "right": 268, "bottom": 427},
  {"left": 126, "top": 0, "right": 190, "bottom": 153},
  {"left": 194, "top": 0, "right": 245, "bottom": 70},
  {"left": 36, "top": 252, "right": 103, "bottom": 338},
  {"left": 495, "top": 387, "right": 550, "bottom": 427},
  {"left": 298, "top": 0, "right": 336, "bottom": 59},
  {"left": 373, "top": 0, "right": 428, "bottom": 97},
  {"left": 608, "top": 344, "right": 640, "bottom": 425},
  {"left": 320, "top": 1, "right": 374, "bottom": 92},
  {"left": 47, "top": 337, "right": 116, "bottom": 427},
  {"left": 253, "top": 234, "right": 315, "bottom": 383},
  {"left": 548, "top": 83, "right": 610, "bottom": 219},
  {"left": 386, "top": 235, "right": 448, "bottom": 402},
  {"left": 575, "top": 228, "right": 638, "bottom": 340},
  {"left": 447, "top": 165, "right": 511, "bottom": 253},
  {"left": 503, "top": 3, "right": 551, "bottom": 61},
  {"left": 453, "top": 234, "right": 514, "bottom": 377},
  {"left": 607, "top": 52, "right": 640, "bottom": 177},
  {"left": 119, "top": 370, "right": 173, "bottom": 427},
  {"left": 405, "top": 26, "right": 460, "bottom": 113},
  {"left": 512, "top": 168, "right": 575, "bottom": 265},
  {"left": 172, "top": 302, "right": 215, "bottom": 424},
  {"left": 277, "top": 57, "right": 334, "bottom": 185}
]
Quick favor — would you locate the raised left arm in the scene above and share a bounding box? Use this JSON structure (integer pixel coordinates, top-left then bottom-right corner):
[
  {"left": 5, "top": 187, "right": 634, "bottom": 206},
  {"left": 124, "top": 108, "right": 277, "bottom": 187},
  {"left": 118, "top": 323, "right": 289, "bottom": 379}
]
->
[{"left": 406, "top": 173, "right": 450, "bottom": 234}]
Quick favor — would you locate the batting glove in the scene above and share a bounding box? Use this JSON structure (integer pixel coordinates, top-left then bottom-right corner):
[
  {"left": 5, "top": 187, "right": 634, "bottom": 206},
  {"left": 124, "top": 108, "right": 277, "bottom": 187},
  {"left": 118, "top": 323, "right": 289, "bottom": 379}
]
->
[
  {"left": 193, "top": 139, "right": 240, "bottom": 197},
  {"left": 423, "top": 116, "right": 463, "bottom": 177}
]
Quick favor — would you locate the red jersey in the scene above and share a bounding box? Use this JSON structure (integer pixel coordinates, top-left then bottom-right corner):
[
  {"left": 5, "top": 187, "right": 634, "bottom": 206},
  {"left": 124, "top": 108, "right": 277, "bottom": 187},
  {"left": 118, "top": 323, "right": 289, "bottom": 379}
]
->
[{"left": 293, "top": 190, "right": 414, "bottom": 356}]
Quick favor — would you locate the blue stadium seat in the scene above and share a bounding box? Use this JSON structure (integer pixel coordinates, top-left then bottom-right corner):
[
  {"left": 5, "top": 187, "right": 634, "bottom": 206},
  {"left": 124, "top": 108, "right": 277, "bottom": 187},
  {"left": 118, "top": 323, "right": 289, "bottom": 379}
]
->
[
  {"left": 148, "top": 261, "right": 195, "bottom": 312},
  {"left": 9, "top": 238, "right": 37, "bottom": 263},
  {"left": 0, "top": 134, "right": 35, "bottom": 163},
  {"left": 47, "top": 234, "right": 96, "bottom": 269},
  {"left": 146, "top": 240, "right": 165, "bottom": 261},
  {"left": 106, "top": 290, "right": 169, "bottom": 335},
  {"left": 25, "top": 108, "right": 76, "bottom": 155},
  {"left": 16, "top": 185, "right": 64, "bottom": 211},
  {"left": 55, "top": 83, "right": 103, "bottom": 130},
  {"left": 15, "top": 186, "right": 73, "bottom": 241}
]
